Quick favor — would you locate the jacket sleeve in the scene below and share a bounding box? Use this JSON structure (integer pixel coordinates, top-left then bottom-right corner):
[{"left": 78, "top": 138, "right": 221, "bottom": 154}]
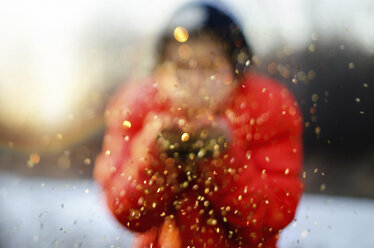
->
[
  {"left": 94, "top": 80, "right": 177, "bottom": 233},
  {"left": 205, "top": 75, "right": 304, "bottom": 245}
]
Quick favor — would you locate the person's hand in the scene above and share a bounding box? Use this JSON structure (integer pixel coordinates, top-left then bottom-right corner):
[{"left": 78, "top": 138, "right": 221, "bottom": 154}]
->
[
  {"left": 130, "top": 113, "right": 173, "bottom": 161},
  {"left": 156, "top": 116, "right": 230, "bottom": 167}
]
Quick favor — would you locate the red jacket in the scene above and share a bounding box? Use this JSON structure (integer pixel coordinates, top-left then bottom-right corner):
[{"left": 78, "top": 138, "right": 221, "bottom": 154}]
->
[{"left": 94, "top": 74, "right": 304, "bottom": 248}]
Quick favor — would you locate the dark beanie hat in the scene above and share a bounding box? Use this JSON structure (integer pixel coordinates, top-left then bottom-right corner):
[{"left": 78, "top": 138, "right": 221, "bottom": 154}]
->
[{"left": 156, "top": 0, "right": 252, "bottom": 78}]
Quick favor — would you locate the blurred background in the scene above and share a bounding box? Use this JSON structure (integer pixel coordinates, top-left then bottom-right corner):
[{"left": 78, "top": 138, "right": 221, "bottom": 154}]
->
[{"left": 0, "top": 0, "right": 373, "bottom": 247}]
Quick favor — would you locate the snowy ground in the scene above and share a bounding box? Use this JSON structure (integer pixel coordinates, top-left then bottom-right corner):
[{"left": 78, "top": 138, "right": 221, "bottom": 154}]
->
[{"left": 0, "top": 173, "right": 373, "bottom": 248}]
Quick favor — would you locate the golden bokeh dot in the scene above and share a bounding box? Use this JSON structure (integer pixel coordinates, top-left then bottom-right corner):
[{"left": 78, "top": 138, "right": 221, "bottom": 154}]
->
[
  {"left": 320, "top": 184, "right": 326, "bottom": 191},
  {"left": 123, "top": 120, "right": 132, "bottom": 128},
  {"left": 315, "top": 126, "right": 321, "bottom": 135},
  {"left": 181, "top": 132, "right": 190, "bottom": 142},
  {"left": 174, "top": 26, "right": 189, "bottom": 43},
  {"left": 311, "top": 94, "right": 319, "bottom": 102},
  {"left": 84, "top": 158, "right": 91, "bottom": 165},
  {"left": 308, "top": 44, "right": 316, "bottom": 52},
  {"left": 30, "top": 153, "right": 40, "bottom": 164}
]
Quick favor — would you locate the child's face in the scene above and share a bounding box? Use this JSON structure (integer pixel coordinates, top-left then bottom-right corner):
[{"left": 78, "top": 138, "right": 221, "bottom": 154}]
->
[{"left": 155, "top": 36, "right": 237, "bottom": 112}]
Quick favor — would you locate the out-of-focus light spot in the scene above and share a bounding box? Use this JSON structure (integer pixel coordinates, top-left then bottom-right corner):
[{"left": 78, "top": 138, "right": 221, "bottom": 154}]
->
[
  {"left": 27, "top": 160, "right": 35, "bottom": 168},
  {"left": 307, "top": 70, "right": 316, "bottom": 80},
  {"left": 297, "top": 71, "right": 307, "bottom": 82},
  {"left": 181, "top": 132, "right": 190, "bottom": 142},
  {"left": 308, "top": 43, "right": 316, "bottom": 52},
  {"left": 310, "top": 107, "right": 316, "bottom": 115},
  {"left": 292, "top": 77, "right": 298, "bottom": 84},
  {"left": 315, "top": 126, "right": 321, "bottom": 135},
  {"left": 289, "top": 107, "right": 296, "bottom": 115},
  {"left": 311, "top": 94, "right": 319, "bottom": 102},
  {"left": 301, "top": 229, "right": 308, "bottom": 238},
  {"left": 56, "top": 133, "right": 63, "bottom": 140},
  {"left": 29, "top": 153, "right": 40, "bottom": 164},
  {"left": 84, "top": 158, "right": 91, "bottom": 165},
  {"left": 223, "top": 74, "right": 233, "bottom": 85},
  {"left": 348, "top": 62, "right": 355, "bottom": 69},
  {"left": 123, "top": 120, "right": 132, "bottom": 128},
  {"left": 302, "top": 171, "right": 307, "bottom": 179},
  {"left": 320, "top": 184, "right": 326, "bottom": 191},
  {"left": 174, "top": 26, "right": 189, "bottom": 43}
]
